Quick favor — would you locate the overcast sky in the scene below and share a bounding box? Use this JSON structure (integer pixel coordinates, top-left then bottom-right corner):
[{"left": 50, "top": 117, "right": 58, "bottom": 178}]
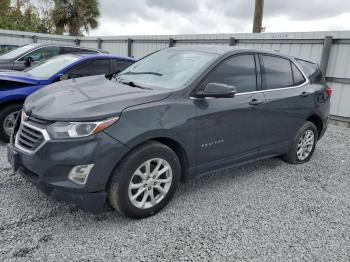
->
[{"left": 89, "top": 0, "right": 350, "bottom": 36}]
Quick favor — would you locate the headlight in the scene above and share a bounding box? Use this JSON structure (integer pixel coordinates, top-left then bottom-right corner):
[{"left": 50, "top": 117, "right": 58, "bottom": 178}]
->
[{"left": 47, "top": 117, "right": 119, "bottom": 139}]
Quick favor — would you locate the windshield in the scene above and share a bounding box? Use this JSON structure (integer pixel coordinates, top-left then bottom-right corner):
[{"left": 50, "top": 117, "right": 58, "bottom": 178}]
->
[
  {"left": 117, "top": 49, "right": 218, "bottom": 90},
  {"left": 0, "top": 44, "right": 38, "bottom": 59},
  {"left": 25, "top": 54, "right": 80, "bottom": 79}
]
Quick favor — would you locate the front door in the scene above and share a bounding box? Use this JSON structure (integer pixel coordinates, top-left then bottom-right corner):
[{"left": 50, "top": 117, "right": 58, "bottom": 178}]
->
[{"left": 194, "top": 54, "right": 265, "bottom": 174}]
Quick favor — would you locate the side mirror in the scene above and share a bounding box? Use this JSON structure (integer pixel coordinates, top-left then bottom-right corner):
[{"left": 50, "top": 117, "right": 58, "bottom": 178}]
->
[
  {"left": 59, "top": 74, "right": 69, "bottom": 81},
  {"left": 196, "top": 83, "right": 237, "bottom": 98},
  {"left": 24, "top": 56, "right": 33, "bottom": 67},
  {"left": 105, "top": 70, "right": 120, "bottom": 80}
]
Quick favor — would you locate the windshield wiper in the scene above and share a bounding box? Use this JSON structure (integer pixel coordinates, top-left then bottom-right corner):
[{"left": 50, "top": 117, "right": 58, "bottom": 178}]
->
[
  {"left": 118, "top": 79, "right": 152, "bottom": 90},
  {"left": 118, "top": 71, "right": 162, "bottom": 77}
]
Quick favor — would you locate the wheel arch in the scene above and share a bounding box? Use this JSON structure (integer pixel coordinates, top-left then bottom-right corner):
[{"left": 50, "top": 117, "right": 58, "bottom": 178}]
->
[
  {"left": 113, "top": 135, "right": 191, "bottom": 183},
  {"left": 306, "top": 114, "right": 323, "bottom": 139}
]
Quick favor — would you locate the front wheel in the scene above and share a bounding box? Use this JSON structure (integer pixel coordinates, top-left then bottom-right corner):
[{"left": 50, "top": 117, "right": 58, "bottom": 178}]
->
[
  {"left": 107, "top": 141, "right": 181, "bottom": 218},
  {"left": 0, "top": 104, "right": 22, "bottom": 143},
  {"left": 282, "top": 121, "right": 318, "bottom": 164}
]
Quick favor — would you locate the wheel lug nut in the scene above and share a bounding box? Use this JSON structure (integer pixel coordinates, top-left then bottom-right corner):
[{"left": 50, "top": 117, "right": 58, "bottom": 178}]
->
[
  {"left": 154, "top": 182, "right": 157, "bottom": 185},
  {"left": 153, "top": 175, "right": 156, "bottom": 179},
  {"left": 148, "top": 187, "right": 151, "bottom": 190}
]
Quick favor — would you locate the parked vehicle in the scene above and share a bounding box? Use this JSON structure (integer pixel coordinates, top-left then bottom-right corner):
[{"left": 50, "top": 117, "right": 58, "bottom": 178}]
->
[
  {"left": 0, "top": 44, "right": 19, "bottom": 54},
  {"left": 7, "top": 46, "right": 331, "bottom": 218},
  {"left": 0, "top": 43, "right": 107, "bottom": 71},
  {"left": 0, "top": 53, "right": 135, "bottom": 142}
]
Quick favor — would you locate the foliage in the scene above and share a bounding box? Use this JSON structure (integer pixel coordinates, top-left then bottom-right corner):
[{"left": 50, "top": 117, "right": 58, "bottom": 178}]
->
[
  {"left": 0, "top": 0, "right": 100, "bottom": 36},
  {"left": 52, "top": 0, "right": 99, "bottom": 36},
  {"left": 0, "top": 0, "right": 54, "bottom": 33}
]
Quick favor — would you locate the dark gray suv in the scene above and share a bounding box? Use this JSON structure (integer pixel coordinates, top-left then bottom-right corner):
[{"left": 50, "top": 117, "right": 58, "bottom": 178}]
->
[{"left": 7, "top": 46, "right": 331, "bottom": 218}]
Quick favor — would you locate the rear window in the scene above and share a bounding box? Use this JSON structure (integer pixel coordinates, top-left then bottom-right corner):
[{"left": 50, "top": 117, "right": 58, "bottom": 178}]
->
[{"left": 296, "top": 59, "right": 318, "bottom": 76}]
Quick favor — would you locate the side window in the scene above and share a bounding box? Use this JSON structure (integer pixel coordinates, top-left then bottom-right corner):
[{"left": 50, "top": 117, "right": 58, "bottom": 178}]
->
[
  {"left": 205, "top": 54, "right": 257, "bottom": 93},
  {"left": 115, "top": 60, "right": 134, "bottom": 71},
  {"left": 20, "top": 46, "right": 60, "bottom": 62},
  {"left": 262, "top": 55, "right": 293, "bottom": 89},
  {"left": 66, "top": 59, "right": 110, "bottom": 78},
  {"left": 296, "top": 59, "right": 323, "bottom": 83},
  {"left": 291, "top": 63, "right": 305, "bottom": 86}
]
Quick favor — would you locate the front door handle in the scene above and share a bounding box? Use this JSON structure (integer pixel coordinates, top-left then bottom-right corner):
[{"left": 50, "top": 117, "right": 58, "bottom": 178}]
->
[{"left": 249, "top": 98, "right": 263, "bottom": 106}]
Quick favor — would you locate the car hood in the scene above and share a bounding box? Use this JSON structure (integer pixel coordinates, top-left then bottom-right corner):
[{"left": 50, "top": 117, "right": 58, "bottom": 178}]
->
[
  {"left": 24, "top": 75, "right": 172, "bottom": 121},
  {"left": 0, "top": 70, "right": 40, "bottom": 85}
]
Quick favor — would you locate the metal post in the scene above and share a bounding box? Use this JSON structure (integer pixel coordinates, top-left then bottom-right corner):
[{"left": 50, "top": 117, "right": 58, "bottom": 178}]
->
[
  {"left": 75, "top": 39, "right": 80, "bottom": 46},
  {"left": 229, "top": 37, "right": 236, "bottom": 46},
  {"left": 169, "top": 38, "right": 175, "bottom": 47},
  {"left": 97, "top": 38, "right": 102, "bottom": 49},
  {"left": 320, "top": 36, "right": 333, "bottom": 75},
  {"left": 32, "top": 35, "right": 38, "bottom": 43},
  {"left": 127, "top": 38, "right": 132, "bottom": 57}
]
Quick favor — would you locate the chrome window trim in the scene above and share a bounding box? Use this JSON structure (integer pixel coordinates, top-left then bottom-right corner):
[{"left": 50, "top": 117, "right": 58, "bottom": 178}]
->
[
  {"left": 14, "top": 121, "right": 51, "bottom": 155},
  {"left": 190, "top": 55, "right": 310, "bottom": 99}
]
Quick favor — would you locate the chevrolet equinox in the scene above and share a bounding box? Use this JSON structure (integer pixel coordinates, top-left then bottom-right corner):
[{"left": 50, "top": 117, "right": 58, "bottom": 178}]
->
[{"left": 7, "top": 46, "right": 331, "bottom": 218}]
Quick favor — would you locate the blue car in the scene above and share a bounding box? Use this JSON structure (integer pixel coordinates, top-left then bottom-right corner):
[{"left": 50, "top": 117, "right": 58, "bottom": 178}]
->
[{"left": 0, "top": 53, "right": 135, "bottom": 141}]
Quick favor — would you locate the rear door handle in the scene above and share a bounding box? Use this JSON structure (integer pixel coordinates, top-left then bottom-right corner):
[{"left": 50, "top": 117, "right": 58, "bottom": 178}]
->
[
  {"left": 301, "top": 91, "right": 313, "bottom": 97},
  {"left": 249, "top": 98, "right": 264, "bottom": 106}
]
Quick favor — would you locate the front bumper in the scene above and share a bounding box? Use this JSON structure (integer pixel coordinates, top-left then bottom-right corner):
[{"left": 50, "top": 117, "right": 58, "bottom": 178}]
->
[{"left": 7, "top": 132, "right": 130, "bottom": 213}]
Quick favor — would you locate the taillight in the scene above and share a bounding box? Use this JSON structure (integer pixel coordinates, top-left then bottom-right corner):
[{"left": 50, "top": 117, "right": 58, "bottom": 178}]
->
[{"left": 326, "top": 86, "right": 332, "bottom": 98}]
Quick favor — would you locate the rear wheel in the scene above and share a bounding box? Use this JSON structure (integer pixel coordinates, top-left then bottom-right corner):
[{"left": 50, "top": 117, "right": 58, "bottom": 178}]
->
[
  {"left": 107, "top": 141, "right": 181, "bottom": 218},
  {"left": 0, "top": 104, "right": 22, "bottom": 143},
  {"left": 282, "top": 121, "right": 318, "bottom": 164}
]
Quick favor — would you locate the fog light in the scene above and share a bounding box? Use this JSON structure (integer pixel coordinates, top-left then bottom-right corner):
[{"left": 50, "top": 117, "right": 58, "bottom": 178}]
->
[{"left": 68, "top": 164, "right": 94, "bottom": 185}]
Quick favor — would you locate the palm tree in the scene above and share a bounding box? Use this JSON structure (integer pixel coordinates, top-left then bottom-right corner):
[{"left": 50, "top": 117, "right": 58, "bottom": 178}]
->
[{"left": 52, "top": 0, "right": 99, "bottom": 36}]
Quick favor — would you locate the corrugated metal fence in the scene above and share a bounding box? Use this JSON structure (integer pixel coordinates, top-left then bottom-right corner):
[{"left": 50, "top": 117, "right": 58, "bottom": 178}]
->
[{"left": 0, "top": 29, "right": 349, "bottom": 121}]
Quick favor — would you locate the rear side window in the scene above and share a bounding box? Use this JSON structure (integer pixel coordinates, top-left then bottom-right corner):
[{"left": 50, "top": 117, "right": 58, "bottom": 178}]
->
[
  {"left": 262, "top": 55, "right": 293, "bottom": 89},
  {"left": 291, "top": 63, "right": 305, "bottom": 86},
  {"left": 67, "top": 59, "right": 111, "bottom": 77},
  {"left": 296, "top": 59, "right": 323, "bottom": 83},
  {"left": 205, "top": 54, "right": 257, "bottom": 93}
]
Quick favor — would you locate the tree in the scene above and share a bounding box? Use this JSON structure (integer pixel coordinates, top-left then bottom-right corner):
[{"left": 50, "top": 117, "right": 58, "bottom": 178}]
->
[
  {"left": 52, "top": 0, "right": 99, "bottom": 36},
  {"left": 0, "top": 0, "right": 55, "bottom": 33},
  {"left": 252, "top": 0, "right": 264, "bottom": 33}
]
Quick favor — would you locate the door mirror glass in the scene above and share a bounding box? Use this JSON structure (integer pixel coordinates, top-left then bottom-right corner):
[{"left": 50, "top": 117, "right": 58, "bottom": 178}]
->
[
  {"left": 196, "top": 83, "right": 237, "bottom": 98},
  {"left": 24, "top": 56, "right": 33, "bottom": 67}
]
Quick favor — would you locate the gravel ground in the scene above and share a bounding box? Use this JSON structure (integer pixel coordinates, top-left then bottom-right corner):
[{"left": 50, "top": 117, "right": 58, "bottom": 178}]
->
[{"left": 0, "top": 124, "right": 350, "bottom": 261}]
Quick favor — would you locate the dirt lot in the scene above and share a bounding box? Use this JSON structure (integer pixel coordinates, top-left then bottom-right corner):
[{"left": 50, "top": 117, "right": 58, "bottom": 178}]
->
[{"left": 0, "top": 124, "right": 350, "bottom": 261}]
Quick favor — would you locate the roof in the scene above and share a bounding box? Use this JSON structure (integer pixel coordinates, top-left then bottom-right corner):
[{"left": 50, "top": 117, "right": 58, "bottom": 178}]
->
[
  {"left": 171, "top": 45, "right": 301, "bottom": 60},
  {"left": 71, "top": 53, "right": 135, "bottom": 61},
  {"left": 20, "top": 43, "right": 106, "bottom": 53}
]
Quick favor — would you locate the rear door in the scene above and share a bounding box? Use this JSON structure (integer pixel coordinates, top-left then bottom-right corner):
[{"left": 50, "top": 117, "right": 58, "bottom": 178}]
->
[
  {"left": 258, "top": 54, "right": 313, "bottom": 155},
  {"left": 195, "top": 53, "right": 266, "bottom": 173}
]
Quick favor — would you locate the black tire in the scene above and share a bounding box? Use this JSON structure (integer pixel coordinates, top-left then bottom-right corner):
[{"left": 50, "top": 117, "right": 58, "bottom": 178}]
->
[
  {"left": 0, "top": 104, "right": 22, "bottom": 143},
  {"left": 282, "top": 121, "right": 318, "bottom": 164},
  {"left": 107, "top": 141, "right": 181, "bottom": 218}
]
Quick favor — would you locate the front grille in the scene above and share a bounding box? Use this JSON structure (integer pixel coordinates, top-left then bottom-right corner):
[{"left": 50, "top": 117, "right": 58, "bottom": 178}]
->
[
  {"left": 15, "top": 123, "right": 45, "bottom": 152},
  {"left": 27, "top": 116, "right": 53, "bottom": 126}
]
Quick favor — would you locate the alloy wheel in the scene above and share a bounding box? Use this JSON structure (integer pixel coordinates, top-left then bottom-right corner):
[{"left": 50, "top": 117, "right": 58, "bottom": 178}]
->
[
  {"left": 296, "top": 129, "right": 315, "bottom": 161},
  {"left": 3, "top": 111, "right": 19, "bottom": 137},
  {"left": 128, "top": 158, "right": 173, "bottom": 209}
]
